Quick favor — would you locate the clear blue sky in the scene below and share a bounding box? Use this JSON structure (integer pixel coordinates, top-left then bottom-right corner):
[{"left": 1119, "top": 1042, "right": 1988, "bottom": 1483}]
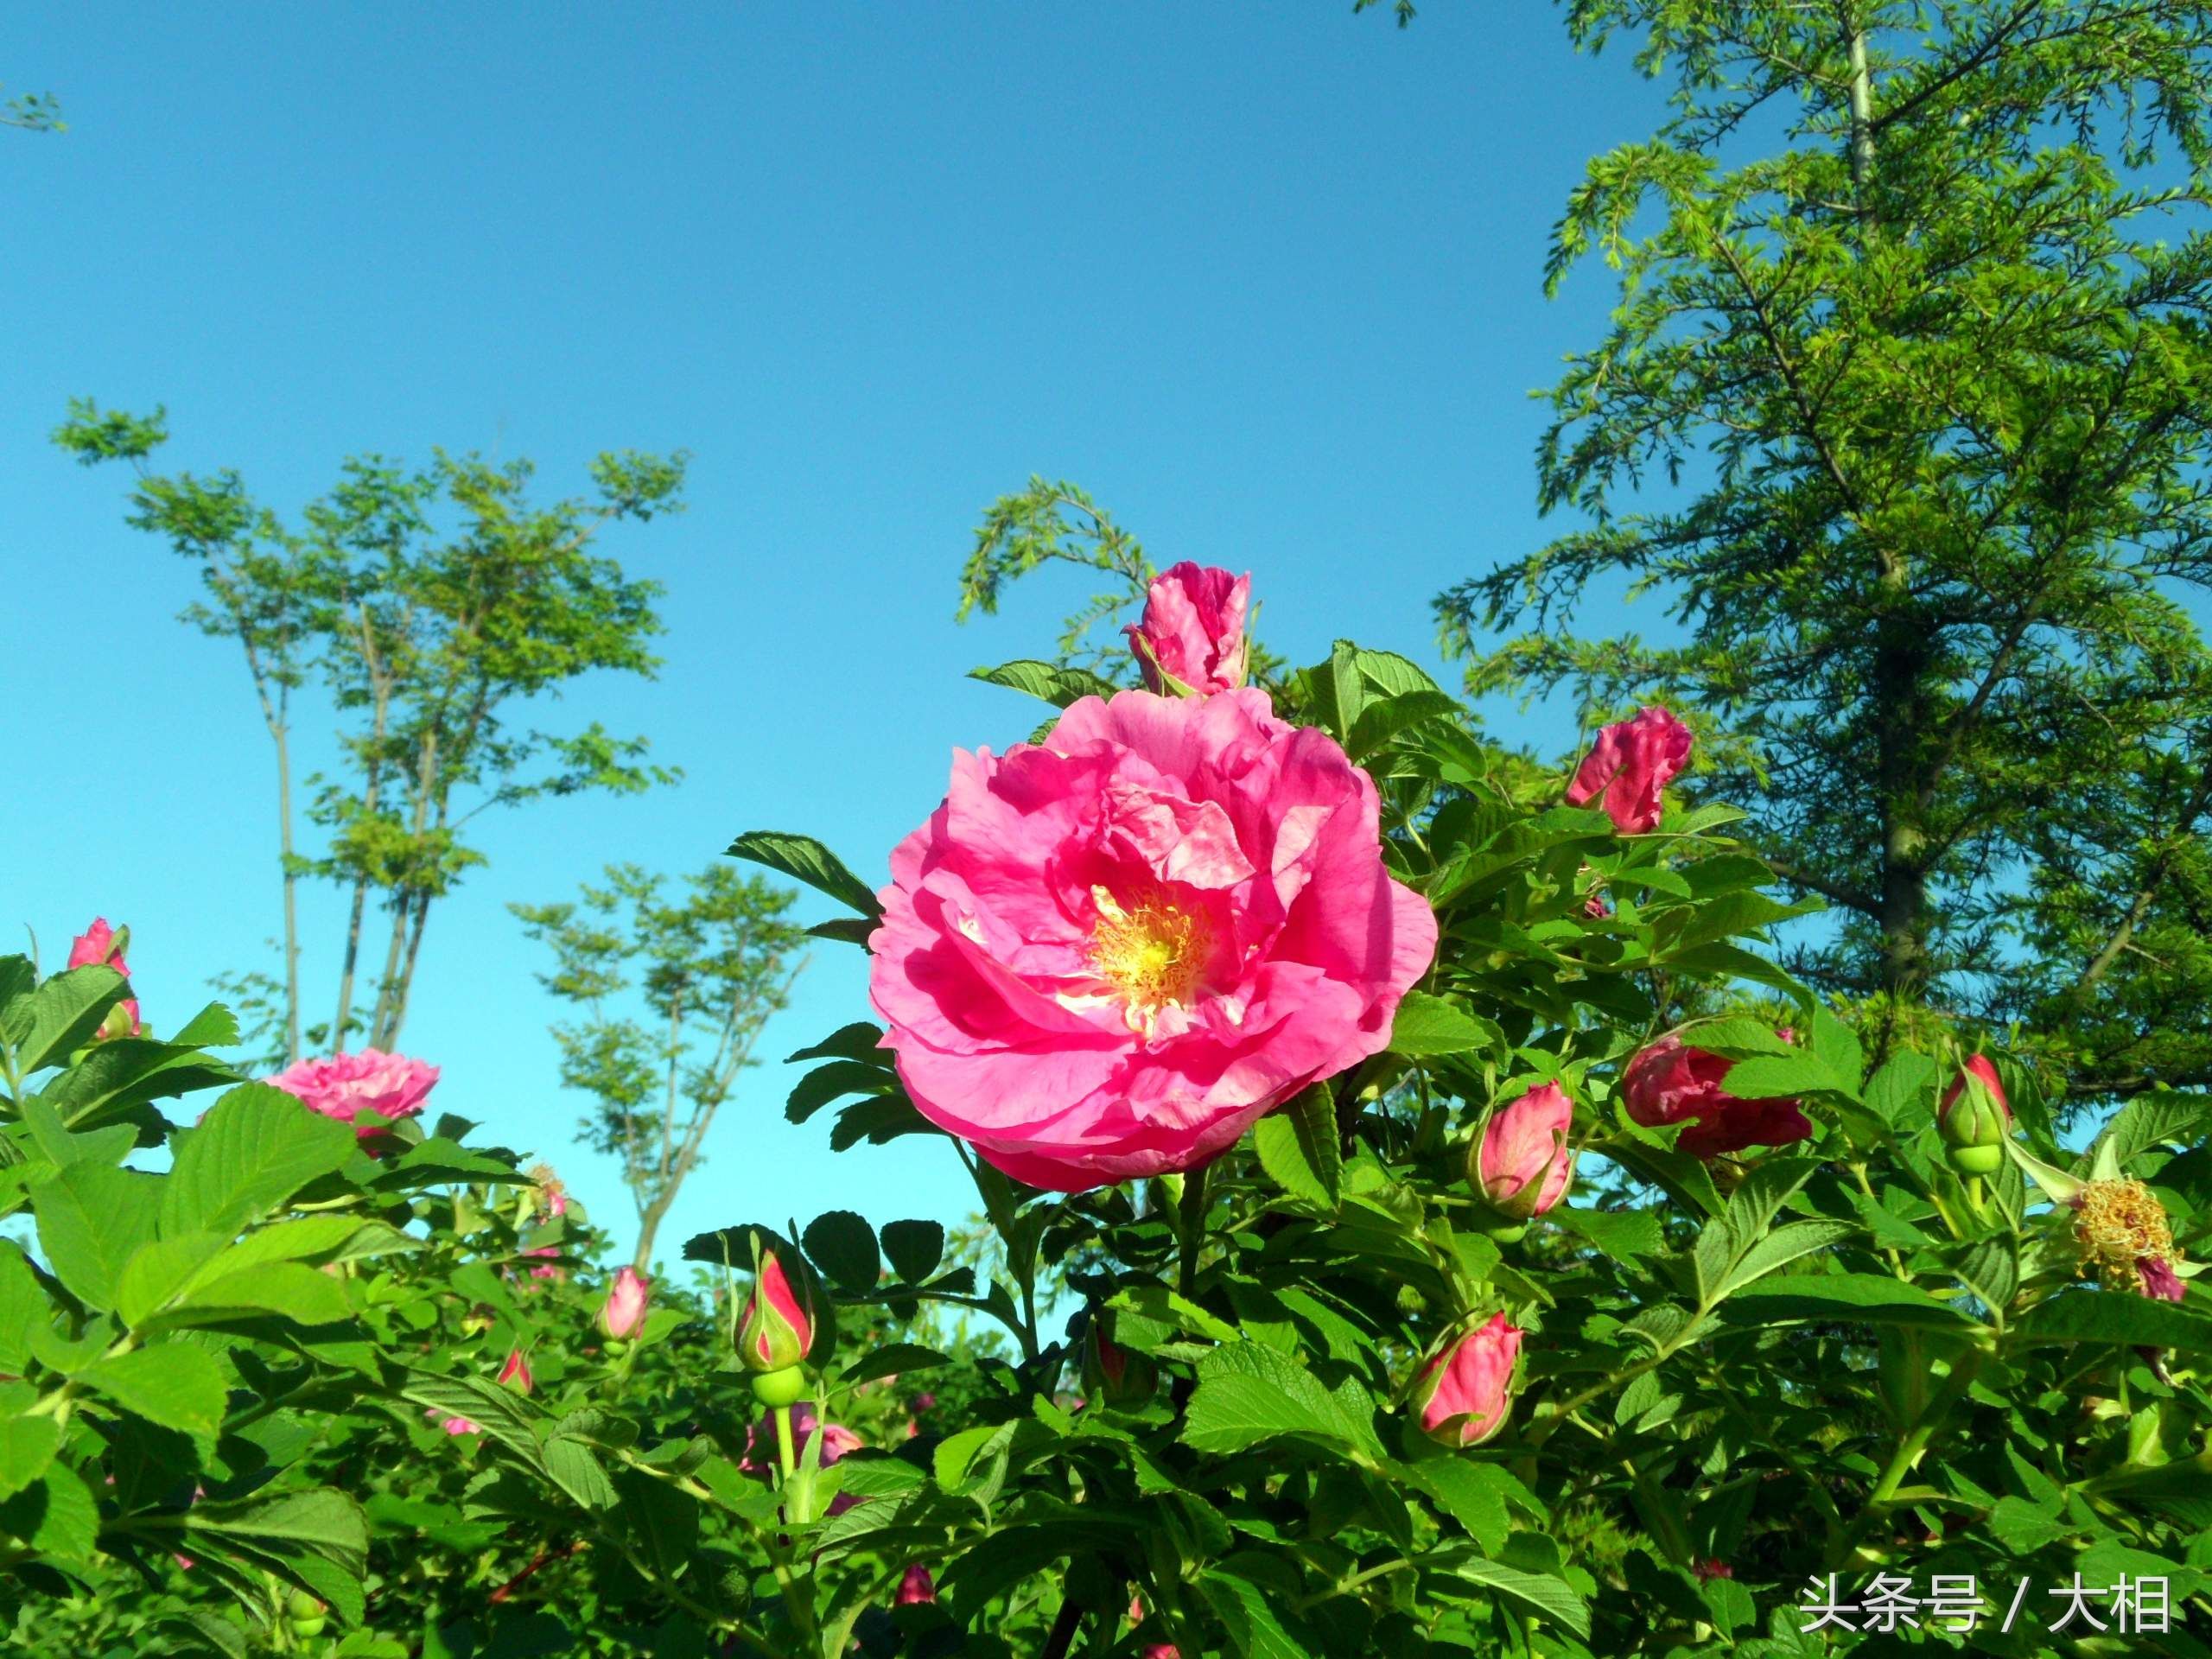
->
[{"left": 1, "top": 3, "right": 1670, "bottom": 1266}]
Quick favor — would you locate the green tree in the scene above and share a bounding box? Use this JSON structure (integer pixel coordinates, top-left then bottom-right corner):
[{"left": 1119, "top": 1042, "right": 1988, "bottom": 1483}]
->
[
  {"left": 1437, "top": 1, "right": 2212, "bottom": 1102},
  {"left": 3, "top": 87, "right": 63, "bottom": 132},
  {"left": 513, "top": 864, "right": 808, "bottom": 1270},
  {"left": 54, "top": 404, "right": 685, "bottom": 1061}
]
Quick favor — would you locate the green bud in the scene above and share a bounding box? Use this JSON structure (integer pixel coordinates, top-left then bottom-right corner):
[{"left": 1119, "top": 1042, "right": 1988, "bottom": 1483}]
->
[{"left": 749, "top": 1365, "right": 807, "bottom": 1408}]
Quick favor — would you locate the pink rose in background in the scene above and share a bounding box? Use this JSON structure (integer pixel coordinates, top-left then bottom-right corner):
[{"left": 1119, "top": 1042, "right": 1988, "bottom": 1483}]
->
[
  {"left": 1622, "top": 1031, "right": 1812, "bottom": 1160},
  {"left": 870, "top": 688, "right": 1436, "bottom": 1191},
  {"left": 521, "top": 1246, "right": 563, "bottom": 1281},
  {"left": 1414, "top": 1312, "right": 1522, "bottom": 1447},
  {"left": 426, "top": 1409, "right": 482, "bottom": 1436},
  {"left": 1472, "top": 1082, "right": 1576, "bottom": 1220},
  {"left": 1566, "top": 707, "right": 1693, "bottom": 835},
  {"left": 895, "top": 1565, "right": 937, "bottom": 1606},
  {"left": 1125, "top": 562, "right": 1251, "bottom": 696},
  {"left": 740, "top": 1403, "right": 865, "bottom": 1515},
  {"left": 266, "top": 1048, "right": 439, "bottom": 1141},
  {"left": 67, "top": 917, "right": 140, "bottom": 1038},
  {"left": 600, "top": 1268, "right": 650, "bottom": 1340}
]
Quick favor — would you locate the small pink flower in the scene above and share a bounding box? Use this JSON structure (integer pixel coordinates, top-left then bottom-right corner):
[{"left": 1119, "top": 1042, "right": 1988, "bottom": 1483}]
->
[
  {"left": 67, "top": 917, "right": 139, "bottom": 1038},
  {"left": 600, "top": 1268, "right": 651, "bottom": 1340},
  {"left": 1622, "top": 1031, "right": 1811, "bottom": 1160},
  {"left": 498, "top": 1348, "right": 533, "bottom": 1395},
  {"left": 1566, "top": 708, "right": 1693, "bottom": 835},
  {"left": 1128, "top": 1597, "right": 1181, "bottom": 1659},
  {"left": 521, "top": 1246, "right": 563, "bottom": 1281},
  {"left": 739, "top": 1251, "right": 815, "bottom": 1371},
  {"left": 870, "top": 687, "right": 1437, "bottom": 1191},
  {"left": 895, "top": 1565, "right": 937, "bottom": 1605},
  {"left": 1472, "top": 1082, "right": 1575, "bottom": 1219},
  {"left": 1125, "top": 563, "right": 1251, "bottom": 696},
  {"left": 265, "top": 1048, "right": 439, "bottom": 1142},
  {"left": 426, "top": 1409, "right": 483, "bottom": 1436}
]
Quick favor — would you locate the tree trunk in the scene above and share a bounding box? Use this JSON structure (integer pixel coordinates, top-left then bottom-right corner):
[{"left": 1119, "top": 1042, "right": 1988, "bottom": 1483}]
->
[
  {"left": 274, "top": 711, "right": 303, "bottom": 1065},
  {"left": 632, "top": 1192, "right": 672, "bottom": 1274}
]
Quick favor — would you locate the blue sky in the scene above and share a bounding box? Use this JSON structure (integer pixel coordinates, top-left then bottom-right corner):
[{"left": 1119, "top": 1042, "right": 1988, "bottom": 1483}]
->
[{"left": 1, "top": 3, "right": 1670, "bottom": 1265}]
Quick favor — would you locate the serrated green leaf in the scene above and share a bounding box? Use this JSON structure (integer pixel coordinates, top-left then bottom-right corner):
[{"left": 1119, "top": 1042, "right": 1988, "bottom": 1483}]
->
[
  {"left": 82, "top": 1344, "right": 227, "bottom": 1435},
  {"left": 32, "top": 1160, "right": 159, "bottom": 1311},
  {"left": 724, "top": 830, "right": 880, "bottom": 919},
  {"left": 159, "top": 1083, "right": 357, "bottom": 1240},
  {"left": 1251, "top": 1084, "right": 1342, "bottom": 1209},
  {"left": 1389, "top": 991, "right": 1497, "bottom": 1058}
]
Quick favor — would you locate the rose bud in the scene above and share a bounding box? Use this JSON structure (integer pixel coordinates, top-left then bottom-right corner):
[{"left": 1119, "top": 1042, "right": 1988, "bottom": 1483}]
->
[
  {"left": 598, "top": 1267, "right": 650, "bottom": 1344},
  {"left": 1124, "top": 562, "right": 1251, "bottom": 696},
  {"left": 739, "top": 1249, "right": 816, "bottom": 1403},
  {"left": 1565, "top": 707, "right": 1693, "bottom": 836},
  {"left": 895, "top": 1565, "right": 937, "bottom": 1606},
  {"left": 1623, "top": 1031, "right": 1812, "bottom": 1160},
  {"left": 67, "top": 917, "right": 141, "bottom": 1039},
  {"left": 497, "top": 1347, "right": 533, "bottom": 1395},
  {"left": 1081, "top": 1316, "right": 1158, "bottom": 1406},
  {"left": 1938, "top": 1054, "right": 2012, "bottom": 1173},
  {"left": 1469, "top": 1082, "right": 1575, "bottom": 1236},
  {"left": 1411, "top": 1313, "right": 1522, "bottom": 1448}
]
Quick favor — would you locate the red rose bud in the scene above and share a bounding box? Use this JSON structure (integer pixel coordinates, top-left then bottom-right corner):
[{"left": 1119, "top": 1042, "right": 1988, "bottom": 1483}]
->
[
  {"left": 1412, "top": 1313, "right": 1522, "bottom": 1448},
  {"left": 1081, "top": 1317, "right": 1158, "bottom": 1406},
  {"left": 1938, "top": 1054, "right": 2012, "bottom": 1173},
  {"left": 1623, "top": 1031, "right": 1812, "bottom": 1160},
  {"left": 600, "top": 1267, "right": 650, "bottom": 1342},
  {"left": 1694, "top": 1559, "right": 1733, "bottom": 1583},
  {"left": 67, "top": 917, "right": 140, "bottom": 1039},
  {"left": 1124, "top": 562, "right": 1251, "bottom": 696},
  {"left": 497, "top": 1347, "right": 533, "bottom": 1395},
  {"left": 1471, "top": 1082, "right": 1576, "bottom": 1230},
  {"left": 739, "top": 1249, "right": 816, "bottom": 1376},
  {"left": 895, "top": 1565, "right": 937, "bottom": 1606},
  {"left": 1565, "top": 707, "right": 1692, "bottom": 836}
]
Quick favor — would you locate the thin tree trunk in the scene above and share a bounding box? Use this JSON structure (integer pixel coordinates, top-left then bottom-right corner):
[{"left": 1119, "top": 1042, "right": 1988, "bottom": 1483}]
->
[
  {"left": 365, "top": 900, "right": 411, "bottom": 1050},
  {"left": 632, "top": 1192, "right": 673, "bottom": 1274},
  {"left": 384, "top": 890, "right": 433, "bottom": 1047},
  {"left": 273, "top": 708, "right": 303, "bottom": 1065},
  {"left": 333, "top": 649, "right": 393, "bottom": 1049}
]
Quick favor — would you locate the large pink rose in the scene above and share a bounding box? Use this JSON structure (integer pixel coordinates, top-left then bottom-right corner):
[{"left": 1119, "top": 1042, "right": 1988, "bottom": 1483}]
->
[
  {"left": 869, "top": 688, "right": 1436, "bottom": 1191},
  {"left": 1621, "top": 1031, "right": 1810, "bottom": 1160},
  {"left": 265, "top": 1047, "right": 440, "bottom": 1141},
  {"left": 67, "top": 917, "right": 140, "bottom": 1038},
  {"left": 1125, "top": 563, "right": 1251, "bottom": 696},
  {"left": 1565, "top": 707, "right": 1693, "bottom": 835}
]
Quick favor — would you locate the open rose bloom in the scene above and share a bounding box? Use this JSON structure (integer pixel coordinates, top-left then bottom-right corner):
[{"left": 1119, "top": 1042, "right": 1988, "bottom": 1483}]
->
[
  {"left": 266, "top": 1048, "right": 440, "bottom": 1141},
  {"left": 1566, "top": 707, "right": 1693, "bottom": 835},
  {"left": 869, "top": 688, "right": 1436, "bottom": 1191}
]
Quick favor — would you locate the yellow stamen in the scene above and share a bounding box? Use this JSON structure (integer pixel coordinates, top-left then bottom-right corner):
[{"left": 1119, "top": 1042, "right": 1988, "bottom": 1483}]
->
[
  {"left": 1090, "top": 886, "right": 1210, "bottom": 1027},
  {"left": 2072, "top": 1177, "right": 2183, "bottom": 1293}
]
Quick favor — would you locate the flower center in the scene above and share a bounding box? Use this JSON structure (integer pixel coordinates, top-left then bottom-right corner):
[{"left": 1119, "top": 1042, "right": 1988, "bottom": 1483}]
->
[
  {"left": 1090, "top": 887, "right": 1210, "bottom": 1022},
  {"left": 2072, "top": 1177, "right": 2181, "bottom": 1289}
]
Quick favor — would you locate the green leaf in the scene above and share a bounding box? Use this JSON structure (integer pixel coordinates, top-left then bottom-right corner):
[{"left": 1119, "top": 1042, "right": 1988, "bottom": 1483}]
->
[
  {"left": 2018, "top": 1289, "right": 2212, "bottom": 1354},
  {"left": 1988, "top": 1495, "right": 2072, "bottom": 1553},
  {"left": 542, "top": 1436, "right": 620, "bottom": 1511},
  {"left": 1717, "top": 1219, "right": 1859, "bottom": 1300},
  {"left": 1719, "top": 1273, "right": 1975, "bottom": 1331},
  {"left": 1183, "top": 1342, "right": 1374, "bottom": 1457},
  {"left": 1388, "top": 990, "right": 1496, "bottom": 1058},
  {"left": 838, "top": 1342, "right": 950, "bottom": 1388},
  {"left": 724, "top": 830, "right": 881, "bottom": 920},
  {"left": 1550, "top": 1205, "right": 1664, "bottom": 1261},
  {"left": 175, "top": 1262, "right": 353, "bottom": 1326},
  {"left": 159, "top": 1082, "right": 357, "bottom": 1239},
  {"left": 801, "top": 1211, "right": 880, "bottom": 1294},
  {"left": 1196, "top": 1567, "right": 1311, "bottom": 1659},
  {"left": 969, "top": 659, "right": 1121, "bottom": 709},
  {"left": 1446, "top": 1554, "right": 1591, "bottom": 1637},
  {"left": 1349, "top": 690, "right": 1463, "bottom": 764},
  {"left": 0, "top": 965, "right": 128, "bottom": 1077},
  {"left": 33, "top": 1036, "right": 242, "bottom": 1132},
  {"left": 786, "top": 1061, "right": 890, "bottom": 1126},
  {"left": 1251, "top": 1084, "right": 1343, "bottom": 1210},
  {"left": 1864, "top": 1050, "right": 1937, "bottom": 1130},
  {"left": 31, "top": 1160, "right": 160, "bottom": 1311},
  {"left": 117, "top": 1233, "right": 229, "bottom": 1329},
  {"left": 0, "top": 1465, "right": 98, "bottom": 1560},
  {"left": 0, "top": 1417, "right": 62, "bottom": 1502},
  {"left": 1721, "top": 1052, "right": 1850, "bottom": 1101},
  {"left": 2091, "top": 1090, "right": 2212, "bottom": 1174},
  {"left": 0, "top": 1244, "right": 45, "bottom": 1376},
  {"left": 786, "top": 1022, "right": 887, "bottom": 1065},
  {"left": 880, "top": 1219, "right": 945, "bottom": 1283},
  {"left": 1402, "top": 1458, "right": 1510, "bottom": 1551},
  {"left": 82, "top": 1344, "right": 228, "bottom": 1436}
]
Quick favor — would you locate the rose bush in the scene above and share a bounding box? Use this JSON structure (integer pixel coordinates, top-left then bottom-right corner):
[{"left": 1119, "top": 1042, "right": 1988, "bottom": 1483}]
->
[{"left": 4, "top": 561, "right": 2209, "bottom": 1656}]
